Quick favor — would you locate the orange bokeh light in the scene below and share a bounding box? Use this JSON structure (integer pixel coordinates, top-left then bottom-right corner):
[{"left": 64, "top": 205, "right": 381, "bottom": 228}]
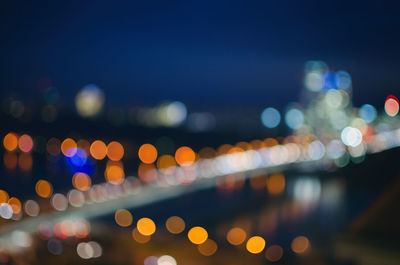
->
[
  {"left": 0, "top": 190, "right": 9, "bottom": 204},
  {"left": 138, "top": 144, "right": 158, "bottom": 164},
  {"left": 72, "top": 172, "right": 92, "bottom": 191},
  {"left": 35, "top": 180, "right": 53, "bottom": 198},
  {"left": 105, "top": 162, "right": 125, "bottom": 184},
  {"left": 61, "top": 138, "right": 77, "bottom": 157},
  {"left": 175, "top": 146, "right": 196, "bottom": 166},
  {"left": 8, "top": 197, "right": 22, "bottom": 214},
  {"left": 3, "top": 153, "right": 17, "bottom": 170},
  {"left": 3, "top": 132, "right": 18, "bottom": 151},
  {"left": 291, "top": 236, "right": 310, "bottom": 254},
  {"left": 266, "top": 173, "right": 285, "bottom": 195},
  {"left": 90, "top": 140, "right": 107, "bottom": 160},
  {"left": 107, "top": 141, "right": 124, "bottom": 161}
]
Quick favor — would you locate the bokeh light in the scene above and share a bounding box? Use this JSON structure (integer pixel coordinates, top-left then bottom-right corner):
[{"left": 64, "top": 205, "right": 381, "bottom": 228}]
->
[
  {"left": 359, "top": 104, "right": 377, "bottom": 123},
  {"left": 75, "top": 84, "right": 105, "bottom": 118},
  {"left": 8, "top": 197, "right": 22, "bottom": 214},
  {"left": 3, "top": 132, "right": 18, "bottom": 151},
  {"left": 18, "top": 134, "right": 33, "bottom": 153},
  {"left": 188, "top": 226, "right": 208, "bottom": 244},
  {"left": 72, "top": 172, "right": 92, "bottom": 191},
  {"left": 266, "top": 174, "right": 285, "bottom": 195},
  {"left": 285, "top": 108, "right": 304, "bottom": 130},
  {"left": 291, "top": 236, "right": 310, "bottom": 254},
  {"left": 61, "top": 138, "right": 77, "bottom": 157},
  {"left": 137, "top": 217, "right": 156, "bottom": 236},
  {"left": 138, "top": 144, "right": 158, "bottom": 164},
  {"left": 132, "top": 227, "right": 151, "bottom": 243},
  {"left": 246, "top": 236, "right": 266, "bottom": 254},
  {"left": 265, "top": 245, "right": 283, "bottom": 262},
  {"left": 261, "top": 107, "right": 281, "bottom": 128},
  {"left": 165, "top": 216, "right": 185, "bottom": 234},
  {"left": 174, "top": 146, "right": 195, "bottom": 166},
  {"left": 107, "top": 141, "right": 124, "bottom": 161},
  {"left": 197, "top": 239, "right": 218, "bottom": 256},
  {"left": 35, "top": 180, "right": 53, "bottom": 198},
  {"left": 226, "top": 227, "right": 247, "bottom": 245},
  {"left": 384, "top": 95, "right": 399, "bottom": 117},
  {"left": 90, "top": 140, "right": 107, "bottom": 160},
  {"left": 114, "top": 209, "right": 133, "bottom": 227}
]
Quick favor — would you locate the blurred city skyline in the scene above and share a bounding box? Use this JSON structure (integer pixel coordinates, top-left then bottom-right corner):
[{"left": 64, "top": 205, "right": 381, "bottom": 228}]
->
[{"left": 1, "top": 0, "right": 400, "bottom": 109}]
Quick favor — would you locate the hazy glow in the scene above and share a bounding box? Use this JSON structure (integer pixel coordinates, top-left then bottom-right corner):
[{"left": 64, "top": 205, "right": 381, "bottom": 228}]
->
[
  {"left": 294, "top": 178, "right": 321, "bottom": 204},
  {"left": 198, "top": 239, "right": 218, "bottom": 256},
  {"left": 226, "top": 227, "right": 247, "bottom": 245},
  {"left": 75, "top": 84, "right": 104, "bottom": 118},
  {"left": 165, "top": 216, "right": 185, "bottom": 234},
  {"left": 265, "top": 245, "right": 283, "bottom": 262},
  {"left": 291, "top": 236, "right": 310, "bottom": 254},
  {"left": 266, "top": 174, "right": 285, "bottom": 195}
]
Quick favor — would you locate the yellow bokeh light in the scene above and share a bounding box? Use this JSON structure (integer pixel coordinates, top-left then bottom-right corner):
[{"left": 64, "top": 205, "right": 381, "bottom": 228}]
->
[
  {"left": 137, "top": 217, "right": 156, "bottom": 236},
  {"left": 226, "top": 227, "right": 247, "bottom": 245},
  {"left": 138, "top": 143, "right": 158, "bottom": 164},
  {"left": 61, "top": 138, "right": 77, "bottom": 157},
  {"left": 175, "top": 146, "right": 195, "bottom": 166},
  {"left": 35, "top": 180, "right": 53, "bottom": 198},
  {"left": 246, "top": 236, "right": 266, "bottom": 254},
  {"left": 188, "top": 226, "right": 208, "bottom": 245},
  {"left": 266, "top": 173, "right": 285, "bottom": 195},
  {"left": 3, "top": 132, "right": 18, "bottom": 151},
  {"left": 72, "top": 172, "right": 92, "bottom": 191},
  {"left": 165, "top": 216, "right": 185, "bottom": 234},
  {"left": 198, "top": 239, "right": 218, "bottom": 256},
  {"left": 291, "top": 236, "right": 310, "bottom": 254},
  {"left": 107, "top": 141, "right": 124, "bottom": 161},
  {"left": 90, "top": 140, "right": 108, "bottom": 160},
  {"left": 114, "top": 209, "right": 133, "bottom": 227}
]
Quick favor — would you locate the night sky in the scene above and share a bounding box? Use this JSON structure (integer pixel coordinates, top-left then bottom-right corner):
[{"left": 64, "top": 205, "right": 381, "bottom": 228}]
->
[{"left": 1, "top": 0, "right": 400, "bottom": 110}]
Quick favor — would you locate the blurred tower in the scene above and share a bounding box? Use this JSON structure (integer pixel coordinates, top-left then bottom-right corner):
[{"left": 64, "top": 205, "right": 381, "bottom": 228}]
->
[{"left": 298, "top": 61, "right": 354, "bottom": 137}]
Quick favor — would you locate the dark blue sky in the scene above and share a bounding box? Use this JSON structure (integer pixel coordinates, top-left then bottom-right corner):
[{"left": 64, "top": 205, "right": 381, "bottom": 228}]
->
[{"left": 1, "top": 0, "right": 400, "bottom": 110}]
